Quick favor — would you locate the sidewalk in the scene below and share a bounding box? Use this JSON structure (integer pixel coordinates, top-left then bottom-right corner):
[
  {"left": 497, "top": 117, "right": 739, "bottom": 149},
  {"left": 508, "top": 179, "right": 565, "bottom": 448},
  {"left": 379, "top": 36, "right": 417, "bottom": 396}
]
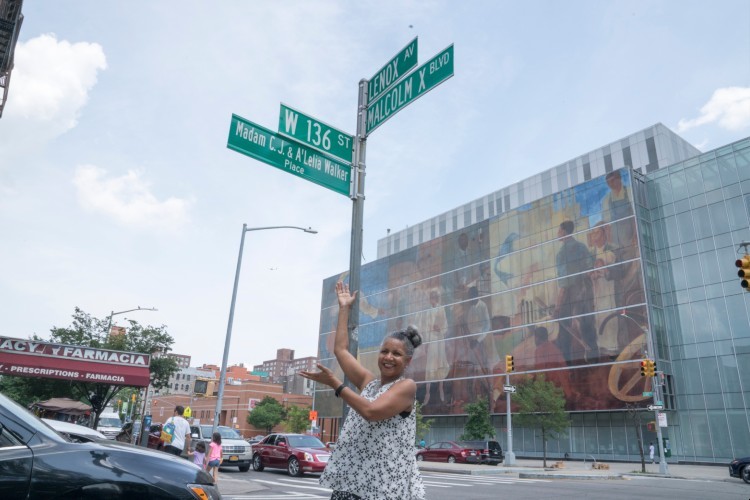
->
[{"left": 417, "top": 458, "right": 732, "bottom": 482}]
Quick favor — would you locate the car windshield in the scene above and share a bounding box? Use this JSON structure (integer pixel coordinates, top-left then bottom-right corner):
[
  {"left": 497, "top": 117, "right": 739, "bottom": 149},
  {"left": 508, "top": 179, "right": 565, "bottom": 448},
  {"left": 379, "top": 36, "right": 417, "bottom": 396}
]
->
[
  {"left": 98, "top": 417, "right": 122, "bottom": 427},
  {"left": 287, "top": 435, "right": 325, "bottom": 448},
  {"left": 200, "top": 425, "right": 241, "bottom": 439}
]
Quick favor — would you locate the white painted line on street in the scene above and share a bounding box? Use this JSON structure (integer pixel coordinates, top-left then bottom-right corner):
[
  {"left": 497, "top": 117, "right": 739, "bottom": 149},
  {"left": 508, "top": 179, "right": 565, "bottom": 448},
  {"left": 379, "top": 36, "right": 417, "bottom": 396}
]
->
[
  {"left": 252, "top": 478, "right": 333, "bottom": 492},
  {"left": 422, "top": 480, "right": 472, "bottom": 486}
]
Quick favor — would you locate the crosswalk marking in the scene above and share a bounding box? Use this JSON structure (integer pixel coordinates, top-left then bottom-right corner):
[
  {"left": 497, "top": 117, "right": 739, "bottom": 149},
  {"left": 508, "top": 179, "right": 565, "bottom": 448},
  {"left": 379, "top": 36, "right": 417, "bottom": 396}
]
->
[
  {"left": 252, "top": 478, "right": 332, "bottom": 492},
  {"left": 229, "top": 472, "right": 549, "bottom": 498}
]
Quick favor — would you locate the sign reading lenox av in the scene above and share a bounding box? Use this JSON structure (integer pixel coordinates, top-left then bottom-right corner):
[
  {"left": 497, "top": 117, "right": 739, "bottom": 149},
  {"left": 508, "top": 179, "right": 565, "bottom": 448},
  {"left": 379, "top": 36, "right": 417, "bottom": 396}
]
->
[
  {"left": 367, "top": 37, "right": 418, "bottom": 104},
  {"left": 227, "top": 114, "right": 351, "bottom": 196},
  {"left": 279, "top": 103, "right": 353, "bottom": 164},
  {"left": 366, "top": 44, "right": 454, "bottom": 135}
]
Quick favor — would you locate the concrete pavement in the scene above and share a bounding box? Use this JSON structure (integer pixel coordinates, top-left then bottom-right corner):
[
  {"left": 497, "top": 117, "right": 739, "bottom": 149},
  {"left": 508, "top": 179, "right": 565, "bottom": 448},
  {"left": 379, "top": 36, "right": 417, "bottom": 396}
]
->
[{"left": 417, "top": 457, "right": 734, "bottom": 482}]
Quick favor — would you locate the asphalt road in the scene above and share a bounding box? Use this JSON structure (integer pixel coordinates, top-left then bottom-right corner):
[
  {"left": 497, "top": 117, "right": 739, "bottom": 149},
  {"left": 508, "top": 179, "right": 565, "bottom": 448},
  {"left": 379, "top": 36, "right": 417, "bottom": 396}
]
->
[{"left": 217, "top": 468, "right": 749, "bottom": 499}]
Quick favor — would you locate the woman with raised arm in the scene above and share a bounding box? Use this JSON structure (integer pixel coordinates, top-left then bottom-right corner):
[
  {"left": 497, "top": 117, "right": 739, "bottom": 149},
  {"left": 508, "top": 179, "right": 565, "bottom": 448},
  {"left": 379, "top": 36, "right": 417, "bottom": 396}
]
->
[{"left": 300, "top": 281, "right": 425, "bottom": 500}]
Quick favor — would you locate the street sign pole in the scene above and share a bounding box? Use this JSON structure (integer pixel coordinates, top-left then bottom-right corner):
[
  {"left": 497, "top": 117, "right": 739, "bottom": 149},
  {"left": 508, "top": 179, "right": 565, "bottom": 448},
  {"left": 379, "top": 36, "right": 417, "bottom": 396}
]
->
[
  {"left": 342, "top": 78, "right": 368, "bottom": 420},
  {"left": 505, "top": 373, "right": 515, "bottom": 465},
  {"left": 653, "top": 370, "right": 668, "bottom": 474}
]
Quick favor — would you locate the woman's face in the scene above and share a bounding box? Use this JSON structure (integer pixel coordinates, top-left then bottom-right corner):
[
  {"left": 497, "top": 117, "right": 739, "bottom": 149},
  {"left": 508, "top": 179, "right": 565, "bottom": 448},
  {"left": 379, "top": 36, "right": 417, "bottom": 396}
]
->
[{"left": 378, "top": 337, "right": 410, "bottom": 381}]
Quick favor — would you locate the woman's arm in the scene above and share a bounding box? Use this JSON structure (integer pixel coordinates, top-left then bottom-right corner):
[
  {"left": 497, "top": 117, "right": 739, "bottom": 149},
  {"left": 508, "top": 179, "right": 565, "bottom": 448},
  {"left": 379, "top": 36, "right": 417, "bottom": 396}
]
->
[
  {"left": 332, "top": 281, "right": 374, "bottom": 390},
  {"left": 300, "top": 363, "right": 416, "bottom": 421}
]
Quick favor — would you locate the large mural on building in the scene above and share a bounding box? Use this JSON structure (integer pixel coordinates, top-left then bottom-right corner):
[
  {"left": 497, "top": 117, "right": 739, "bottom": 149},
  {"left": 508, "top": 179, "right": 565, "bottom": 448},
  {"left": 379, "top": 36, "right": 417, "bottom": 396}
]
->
[{"left": 317, "top": 168, "right": 651, "bottom": 416}]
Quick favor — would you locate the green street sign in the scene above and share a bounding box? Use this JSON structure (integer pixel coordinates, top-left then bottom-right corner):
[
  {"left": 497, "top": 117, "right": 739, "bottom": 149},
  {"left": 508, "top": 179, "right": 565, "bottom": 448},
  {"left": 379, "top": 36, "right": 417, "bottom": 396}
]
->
[
  {"left": 368, "top": 37, "right": 418, "bottom": 104},
  {"left": 227, "top": 114, "right": 351, "bottom": 197},
  {"left": 642, "top": 391, "right": 654, "bottom": 397},
  {"left": 278, "top": 104, "right": 353, "bottom": 164},
  {"left": 366, "top": 44, "right": 454, "bottom": 135}
]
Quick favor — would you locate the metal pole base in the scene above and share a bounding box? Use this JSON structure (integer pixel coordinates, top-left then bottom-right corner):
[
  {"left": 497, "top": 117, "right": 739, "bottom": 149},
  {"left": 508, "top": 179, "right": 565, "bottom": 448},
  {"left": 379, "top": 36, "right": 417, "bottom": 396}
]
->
[
  {"left": 659, "top": 459, "right": 669, "bottom": 475},
  {"left": 504, "top": 451, "right": 516, "bottom": 466}
]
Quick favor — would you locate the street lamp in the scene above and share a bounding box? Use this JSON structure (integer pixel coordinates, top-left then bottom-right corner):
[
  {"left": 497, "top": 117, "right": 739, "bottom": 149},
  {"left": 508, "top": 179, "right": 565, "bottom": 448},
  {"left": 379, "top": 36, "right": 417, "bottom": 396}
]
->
[
  {"left": 105, "top": 306, "right": 158, "bottom": 340},
  {"left": 620, "top": 311, "right": 669, "bottom": 475},
  {"left": 212, "top": 224, "right": 317, "bottom": 435}
]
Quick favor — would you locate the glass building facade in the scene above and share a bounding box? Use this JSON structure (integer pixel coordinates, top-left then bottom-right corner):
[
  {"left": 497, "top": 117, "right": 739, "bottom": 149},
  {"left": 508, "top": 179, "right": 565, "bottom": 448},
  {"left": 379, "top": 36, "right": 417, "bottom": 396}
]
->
[{"left": 315, "top": 129, "right": 750, "bottom": 464}]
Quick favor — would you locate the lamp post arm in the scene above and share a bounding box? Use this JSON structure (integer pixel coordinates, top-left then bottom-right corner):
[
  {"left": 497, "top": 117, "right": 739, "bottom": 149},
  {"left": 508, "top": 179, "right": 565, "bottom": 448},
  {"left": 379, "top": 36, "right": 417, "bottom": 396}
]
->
[{"left": 212, "top": 223, "right": 316, "bottom": 436}]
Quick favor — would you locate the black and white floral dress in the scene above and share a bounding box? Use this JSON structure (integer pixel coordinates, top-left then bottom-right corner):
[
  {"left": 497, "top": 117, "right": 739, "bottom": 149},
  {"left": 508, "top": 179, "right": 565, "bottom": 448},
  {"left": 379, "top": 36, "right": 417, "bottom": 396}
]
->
[{"left": 320, "top": 378, "right": 425, "bottom": 500}]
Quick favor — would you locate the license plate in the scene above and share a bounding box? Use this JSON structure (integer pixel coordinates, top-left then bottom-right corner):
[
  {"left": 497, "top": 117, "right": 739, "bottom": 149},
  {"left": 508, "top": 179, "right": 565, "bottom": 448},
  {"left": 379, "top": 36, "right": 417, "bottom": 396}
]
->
[{"left": 229, "top": 455, "right": 239, "bottom": 462}]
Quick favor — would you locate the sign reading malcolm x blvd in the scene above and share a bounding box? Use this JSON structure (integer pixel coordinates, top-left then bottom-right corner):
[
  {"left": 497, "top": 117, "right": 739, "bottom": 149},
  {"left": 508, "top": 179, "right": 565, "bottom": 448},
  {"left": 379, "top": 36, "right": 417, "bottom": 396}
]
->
[
  {"left": 366, "top": 44, "right": 454, "bottom": 135},
  {"left": 279, "top": 104, "right": 353, "bottom": 164},
  {"left": 368, "top": 37, "right": 418, "bottom": 104},
  {"left": 0, "top": 336, "right": 151, "bottom": 386},
  {"left": 228, "top": 114, "right": 351, "bottom": 197}
]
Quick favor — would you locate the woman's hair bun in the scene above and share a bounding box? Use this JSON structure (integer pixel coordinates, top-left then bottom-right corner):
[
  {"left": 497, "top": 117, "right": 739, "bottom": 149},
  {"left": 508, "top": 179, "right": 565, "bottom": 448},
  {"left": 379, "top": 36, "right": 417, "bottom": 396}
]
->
[{"left": 404, "top": 325, "right": 422, "bottom": 349}]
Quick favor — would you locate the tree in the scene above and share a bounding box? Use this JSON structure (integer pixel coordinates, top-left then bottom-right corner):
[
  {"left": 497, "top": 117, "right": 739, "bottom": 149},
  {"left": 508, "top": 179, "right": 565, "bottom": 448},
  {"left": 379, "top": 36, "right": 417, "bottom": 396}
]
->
[
  {"left": 415, "top": 401, "right": 434, "bottom": 444},
  {"left": 513, "top": 375, "right": 569, "bottom": 467},
  {"left": 460, "top": 397, "right": 495, "bottom": 440},
  {"left": 247, "top": 396, "right": 286, "bottom": 433},
  {"left": 625, "top": 403, "right": 647, "bottom": 472},
  {"left": 0, "top": 308, "right": 179, "bottom": 428},
  {"left": 284, "top": 405, "right": 311, "bottom": 434}
]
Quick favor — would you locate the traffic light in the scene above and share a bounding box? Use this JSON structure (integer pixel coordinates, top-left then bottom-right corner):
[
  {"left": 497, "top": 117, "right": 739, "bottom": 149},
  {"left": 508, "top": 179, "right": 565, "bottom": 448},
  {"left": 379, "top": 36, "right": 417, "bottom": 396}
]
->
[
  {"left": 736, "top": 255, "right": 750, "bottom": 290},
  {"left": 505, "top": 354, "right": 514, "bottom": 373},
  {"left": 131, "top": 393, "right": 136, "bottom": 402},
  {"left": 640, "top": 359, "right": 656, "bottom": 377}
]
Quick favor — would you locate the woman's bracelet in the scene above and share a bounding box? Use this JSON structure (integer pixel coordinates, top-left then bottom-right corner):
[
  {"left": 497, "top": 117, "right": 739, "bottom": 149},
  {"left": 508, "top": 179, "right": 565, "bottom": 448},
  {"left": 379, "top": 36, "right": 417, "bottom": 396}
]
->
[{"left": 334, "top": 383, "right": 346, "bottom": 398}]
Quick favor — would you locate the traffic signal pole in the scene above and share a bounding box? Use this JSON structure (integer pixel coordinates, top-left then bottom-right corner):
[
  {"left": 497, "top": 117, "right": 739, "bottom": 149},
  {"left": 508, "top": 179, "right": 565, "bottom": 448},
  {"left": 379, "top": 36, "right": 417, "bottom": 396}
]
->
[{"left": 504, "top": 372, "right": 515, "bottom": 465}]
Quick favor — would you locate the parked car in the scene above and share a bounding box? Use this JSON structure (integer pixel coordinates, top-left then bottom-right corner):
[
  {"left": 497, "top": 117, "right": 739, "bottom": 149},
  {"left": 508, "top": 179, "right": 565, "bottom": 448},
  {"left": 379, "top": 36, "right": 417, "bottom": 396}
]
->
[
  {"left": 729, "top": 456, "right": 750, "bottom": 483},
  {"left": 42, "top": 418, "right": 107, "bottom": 443},
  {"left": 415, "top": 441, "right": 480, "bottom": 463},
  {"left": 190, "top": 424, "right": 252, "bottom": 472},
  {"left": 0, "top": 391, "right": 220, "bottom": 499},
  {"left": 251, "top": 433, "right": 331, "bottom": 476},
  {"left": 458, "top": 440, "right": 504, "bottom": 465}
]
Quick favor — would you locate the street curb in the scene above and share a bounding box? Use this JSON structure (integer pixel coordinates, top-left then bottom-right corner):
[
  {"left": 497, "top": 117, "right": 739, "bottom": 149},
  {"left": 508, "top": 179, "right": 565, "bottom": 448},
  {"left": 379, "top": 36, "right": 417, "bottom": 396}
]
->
[
  {"left": 519, "top": 472, "right": 624, "bottom": 480},
  {"left": 418, "top": 465, "right": 518, "bottom": 476}
]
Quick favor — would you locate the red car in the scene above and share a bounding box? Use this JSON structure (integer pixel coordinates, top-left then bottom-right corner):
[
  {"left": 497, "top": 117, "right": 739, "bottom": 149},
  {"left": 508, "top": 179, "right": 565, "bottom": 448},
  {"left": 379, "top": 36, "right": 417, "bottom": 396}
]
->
[
  {"left": 251, "top": 433, "right": 331, "bottom": 476},
  {"left": 415, "top": 441, "right": 480, "bottom": 463}
]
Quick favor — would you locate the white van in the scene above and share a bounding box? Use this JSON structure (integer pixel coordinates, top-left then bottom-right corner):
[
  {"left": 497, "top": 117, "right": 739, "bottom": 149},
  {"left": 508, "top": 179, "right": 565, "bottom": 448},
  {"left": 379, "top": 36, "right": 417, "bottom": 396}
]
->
[{"left": 96, "top": 412, "right": 123, "bottom": 439}]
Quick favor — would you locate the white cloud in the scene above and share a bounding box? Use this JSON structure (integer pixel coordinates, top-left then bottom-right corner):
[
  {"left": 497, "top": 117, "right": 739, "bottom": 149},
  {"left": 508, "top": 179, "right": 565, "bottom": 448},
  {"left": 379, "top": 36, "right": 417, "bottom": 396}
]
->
[
  {"left": 677, "top": 86, "right": 750, "bottom": 132},
  {"left": 0, "top": 34, "right": 106, "bottom": 154},
  {"left": 73, "top": 165, "right": 191, "bottom": 230}
]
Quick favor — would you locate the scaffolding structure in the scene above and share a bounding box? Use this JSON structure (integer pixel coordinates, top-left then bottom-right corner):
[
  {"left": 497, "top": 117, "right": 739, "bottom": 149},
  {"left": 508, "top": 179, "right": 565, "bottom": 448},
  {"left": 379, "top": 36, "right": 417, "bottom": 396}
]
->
[{"left": 0, "top": 0, "right": 24, "bottom": 118}]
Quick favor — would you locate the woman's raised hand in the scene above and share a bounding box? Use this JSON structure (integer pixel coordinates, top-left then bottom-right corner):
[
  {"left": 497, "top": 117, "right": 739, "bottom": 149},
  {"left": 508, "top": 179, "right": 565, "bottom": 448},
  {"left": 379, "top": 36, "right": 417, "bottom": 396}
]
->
[
  {"left": 299, "top": 363, "right": 338, "bottom": 388},
  {"left": 336, "top": 281, "right": 357, "bottom": 308}
]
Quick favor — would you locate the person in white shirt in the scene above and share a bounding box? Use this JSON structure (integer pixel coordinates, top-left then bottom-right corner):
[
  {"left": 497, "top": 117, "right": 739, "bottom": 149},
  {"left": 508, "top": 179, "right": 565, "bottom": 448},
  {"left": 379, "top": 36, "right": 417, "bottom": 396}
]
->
[
  {"left": 649, "top": 442, "right": 655, "bottom": 464},
  {"left": 163, "top": 405, "right": 191, "bottom": 457}
]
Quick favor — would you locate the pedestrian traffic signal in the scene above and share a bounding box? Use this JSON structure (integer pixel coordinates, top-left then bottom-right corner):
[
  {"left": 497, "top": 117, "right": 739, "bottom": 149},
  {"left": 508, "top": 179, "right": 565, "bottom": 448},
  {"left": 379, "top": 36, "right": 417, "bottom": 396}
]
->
[
  {"left": 505, "top": 354, "right": 514, "bottom": 373},
  {"left": 736, "top": 255, "right": 750, "bottom": 290}
]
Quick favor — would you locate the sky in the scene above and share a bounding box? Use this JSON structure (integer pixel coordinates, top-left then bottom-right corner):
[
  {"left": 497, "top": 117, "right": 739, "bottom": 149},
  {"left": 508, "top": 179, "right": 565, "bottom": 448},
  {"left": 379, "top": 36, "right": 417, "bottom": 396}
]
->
[{"left": 1, "top": 1, "right": 749, "bottom": 370}]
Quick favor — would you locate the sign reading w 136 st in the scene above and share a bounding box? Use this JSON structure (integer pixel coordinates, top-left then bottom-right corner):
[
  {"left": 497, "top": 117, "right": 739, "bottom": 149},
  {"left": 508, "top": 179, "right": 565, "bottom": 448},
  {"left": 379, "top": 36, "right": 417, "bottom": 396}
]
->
[
  {"left": 278, "top": 103, "right": 353, "bottom": 164},
  {"left": 366, "top": 44, "right": 454, "bottom": 135},
  {"left": 227, "top": 114, "right": 351, "bottom": 197}
]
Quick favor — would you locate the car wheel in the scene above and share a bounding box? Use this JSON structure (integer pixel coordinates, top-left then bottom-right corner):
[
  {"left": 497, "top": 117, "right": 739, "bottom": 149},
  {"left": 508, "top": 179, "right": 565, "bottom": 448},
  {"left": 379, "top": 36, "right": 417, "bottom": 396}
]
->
[
  {"left": 447, "top": 455, "right": 456, "bottom": 463},
  {"left": 416, "top": 454, "right": 424, "bottom": 461},
  {"left": 239, "top": 463, "right": 250, "bottom": 472},
  {"left": 252, "top": 454, "right": 264, "bottom": 472},
  {"left": 742, "top": 466, "right": 750, "bottom": 484},
  {"left": 288, "top": 456, "right": 303, "bottom": 477}
]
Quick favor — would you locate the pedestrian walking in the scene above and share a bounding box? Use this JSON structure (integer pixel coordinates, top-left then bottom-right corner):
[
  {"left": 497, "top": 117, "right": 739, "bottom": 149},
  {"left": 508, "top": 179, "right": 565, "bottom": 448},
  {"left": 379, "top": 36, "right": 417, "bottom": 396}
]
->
[
  {"left": 649, "top": 442, "right": 655, "bottom": 464},
  {"left": 161, "top": 405, "right": 191, "bottom": 457},
  {"left": 206, "top": 432, "right": 223, "bottom": 483},
  {"left": 187, "top": 441, "right": 206, "bottom": 469},
  {"left": 300, "top": 281, "right": 425, "bottom": 500}
]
